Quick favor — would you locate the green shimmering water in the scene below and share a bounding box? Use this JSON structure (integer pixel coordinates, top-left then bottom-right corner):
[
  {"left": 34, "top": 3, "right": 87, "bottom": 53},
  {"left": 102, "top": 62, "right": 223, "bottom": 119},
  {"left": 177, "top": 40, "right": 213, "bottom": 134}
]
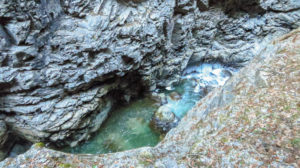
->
[
  {"left": 63, "top": 63, "right": 236, "bottom": 154},
  {"left": 63, "top": 98, "right": 160, "bottom": 154}
]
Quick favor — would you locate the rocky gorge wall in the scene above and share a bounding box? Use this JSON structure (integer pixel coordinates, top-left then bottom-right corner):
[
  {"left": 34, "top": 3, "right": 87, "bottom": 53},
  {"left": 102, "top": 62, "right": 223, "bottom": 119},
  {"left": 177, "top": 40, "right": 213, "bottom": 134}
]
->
[
  {"left": 0, "top": 0, "right": 300, "bottom": 160},
  {"left": 1, "top": 21, "right": 299, "bottom": 168}
]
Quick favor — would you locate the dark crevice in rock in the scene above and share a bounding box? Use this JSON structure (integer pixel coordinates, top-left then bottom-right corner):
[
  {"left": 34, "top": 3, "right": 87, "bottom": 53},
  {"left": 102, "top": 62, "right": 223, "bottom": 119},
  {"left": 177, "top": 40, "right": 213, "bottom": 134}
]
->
[
  {"left": 7, "top": 139, "right": 32, "bottom": 159},
  {"left": 268, "top": 7, "right": 300, "bottom": 13},
  {"left": 0, "top": 25, "right": 16, "bottom": 46},
  {"left": 0, "top": 82, "right": 14, "bottom": 93},
  {"left": 122, "top": 55, "right": 135, "bottom": 64},
  {"left": 0, "top": 85, "right": 40, "bottom": 95},
  {"left": 0, "top": 119, "right": 32, "bottom": 161},
  {"left": 197, "top": 0, "right": 209, "bottom": 11},
  {"left": 0, "top": 17, "right": 11, "bottom": 25},
  {"left": 0, "top": 135, "right": 15, "bottom": 161},
  {"left": 186, "top": 58, "right": 242, "bottom": 71},
  {"left": 210, "top": 0, "right": 266, "bottom": 16}
]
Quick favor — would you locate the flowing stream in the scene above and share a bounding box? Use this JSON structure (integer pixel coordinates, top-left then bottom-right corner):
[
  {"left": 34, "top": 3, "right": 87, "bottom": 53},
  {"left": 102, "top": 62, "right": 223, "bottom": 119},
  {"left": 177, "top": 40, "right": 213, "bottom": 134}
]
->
[{"left": 63, "top": 62, "right": 238, "bottom": 154}]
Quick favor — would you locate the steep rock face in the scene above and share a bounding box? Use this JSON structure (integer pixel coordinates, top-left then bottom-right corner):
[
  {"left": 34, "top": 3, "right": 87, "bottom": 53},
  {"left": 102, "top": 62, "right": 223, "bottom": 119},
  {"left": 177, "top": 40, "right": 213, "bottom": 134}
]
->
[
  {"left": 0, "top": 0, "right": 181, "bottom": 148},
  {"left": 1, "top": 24, "right": 299, "bottom": 168},
  {"left": 0, "top": 120, "right": 12, "bottom": 161},
  {"left": 0, "top": 0, "right": 300, "bottom": 152}
]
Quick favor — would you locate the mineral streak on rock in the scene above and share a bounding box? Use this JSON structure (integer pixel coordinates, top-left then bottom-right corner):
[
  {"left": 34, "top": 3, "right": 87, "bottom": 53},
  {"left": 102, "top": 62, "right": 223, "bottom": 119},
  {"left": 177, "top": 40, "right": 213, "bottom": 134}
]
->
[{"left": 0, "top": 0, "right": 300, "bottom": 161}]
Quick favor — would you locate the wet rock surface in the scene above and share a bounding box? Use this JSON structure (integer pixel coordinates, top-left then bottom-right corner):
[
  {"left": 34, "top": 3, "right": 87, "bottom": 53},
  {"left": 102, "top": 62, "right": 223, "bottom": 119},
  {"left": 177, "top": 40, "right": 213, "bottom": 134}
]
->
[
  {"left": 168, "top": 92, "right": 182, "bottom": 101},
  {"left": 1, "top": 26, "right": 299, "bottom": 168},
  {"left": 0, "top": 0, "right": 300, "bottom": 160},
  {"left": 151, "top": 105, "right": 180, "bottom": 133}
]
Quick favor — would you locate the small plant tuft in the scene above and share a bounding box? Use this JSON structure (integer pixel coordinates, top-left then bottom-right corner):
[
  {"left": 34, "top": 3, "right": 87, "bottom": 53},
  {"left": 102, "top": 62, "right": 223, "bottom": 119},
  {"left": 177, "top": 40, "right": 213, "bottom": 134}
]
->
[
  {"left": 35, "top": 142, "right": 45, "bottom": 148},
  {"left": 58, "top": 163, "right": 72, "bottom": 168},
  {"left": 290, "top": 138, "right": 300, "bottom": 148}
]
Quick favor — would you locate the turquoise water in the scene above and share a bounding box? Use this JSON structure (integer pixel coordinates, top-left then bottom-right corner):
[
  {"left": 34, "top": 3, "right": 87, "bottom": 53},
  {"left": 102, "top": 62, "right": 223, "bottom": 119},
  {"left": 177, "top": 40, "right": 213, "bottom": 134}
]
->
[
  {"left": 163, "top": 80, "right": 203, "bottom": 118},
  {"left": 63, "top": 98, "right": 161, "bottom": 154},
  {"left": 163, "top": 62, "right": 237, "bottom": 118},
  {"left": 63, "top": 63, "right": 236, "bottom": 154}
]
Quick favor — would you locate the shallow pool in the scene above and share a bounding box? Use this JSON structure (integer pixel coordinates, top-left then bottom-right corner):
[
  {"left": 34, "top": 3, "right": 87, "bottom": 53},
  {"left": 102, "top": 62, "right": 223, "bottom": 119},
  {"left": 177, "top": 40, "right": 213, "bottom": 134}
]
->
[{"left": 63, "top": 98, "right": 160, "bottom": 154}]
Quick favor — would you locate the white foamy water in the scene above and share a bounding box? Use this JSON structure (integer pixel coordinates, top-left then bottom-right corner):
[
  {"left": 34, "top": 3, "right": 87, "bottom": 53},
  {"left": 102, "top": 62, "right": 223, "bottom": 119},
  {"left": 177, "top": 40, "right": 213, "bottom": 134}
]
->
[
  {"left": 165, "top": 62, "right": 238, "bottom": 118},
  {"left": 182, "top": 63, "right": 237, "bottom": 93}
]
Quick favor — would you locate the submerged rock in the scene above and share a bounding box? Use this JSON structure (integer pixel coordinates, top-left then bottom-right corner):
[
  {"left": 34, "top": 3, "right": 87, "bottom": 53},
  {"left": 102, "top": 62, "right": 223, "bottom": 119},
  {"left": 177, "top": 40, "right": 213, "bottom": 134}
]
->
[
  {"left": 126, "top": 118, "right": 148, "bottom": 135},
  {"left": 154, "top": 106, "right": 175, "bottom": 123},
  {"left": 103, "top": 133, "right": 132, "bottom": 153},
  {"left": 168, "top": 92, "right": 182, "bottom": 101}
]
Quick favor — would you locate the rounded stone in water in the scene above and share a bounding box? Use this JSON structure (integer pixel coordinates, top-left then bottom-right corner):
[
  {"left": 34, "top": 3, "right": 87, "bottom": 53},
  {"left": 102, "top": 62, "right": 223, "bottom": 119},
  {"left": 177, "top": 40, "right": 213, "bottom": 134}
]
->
[
  {"left": 151, "top": 105, "right": 180, "bottom": 133},
  {"left": 168, "top": 91, "right": 182, "bottom": 101},
  {"left": 155, "top": 106, "right": 175, "bottom": 122}
]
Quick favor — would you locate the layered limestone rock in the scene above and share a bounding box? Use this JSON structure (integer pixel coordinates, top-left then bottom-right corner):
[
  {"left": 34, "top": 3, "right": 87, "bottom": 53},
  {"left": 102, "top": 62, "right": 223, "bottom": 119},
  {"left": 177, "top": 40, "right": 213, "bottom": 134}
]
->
[
  {"left": 1, "top": 24, "right": 299, "bottom": 168},
  {"left": 0, "top": 0, "right": 300, "bottom": 156}
]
